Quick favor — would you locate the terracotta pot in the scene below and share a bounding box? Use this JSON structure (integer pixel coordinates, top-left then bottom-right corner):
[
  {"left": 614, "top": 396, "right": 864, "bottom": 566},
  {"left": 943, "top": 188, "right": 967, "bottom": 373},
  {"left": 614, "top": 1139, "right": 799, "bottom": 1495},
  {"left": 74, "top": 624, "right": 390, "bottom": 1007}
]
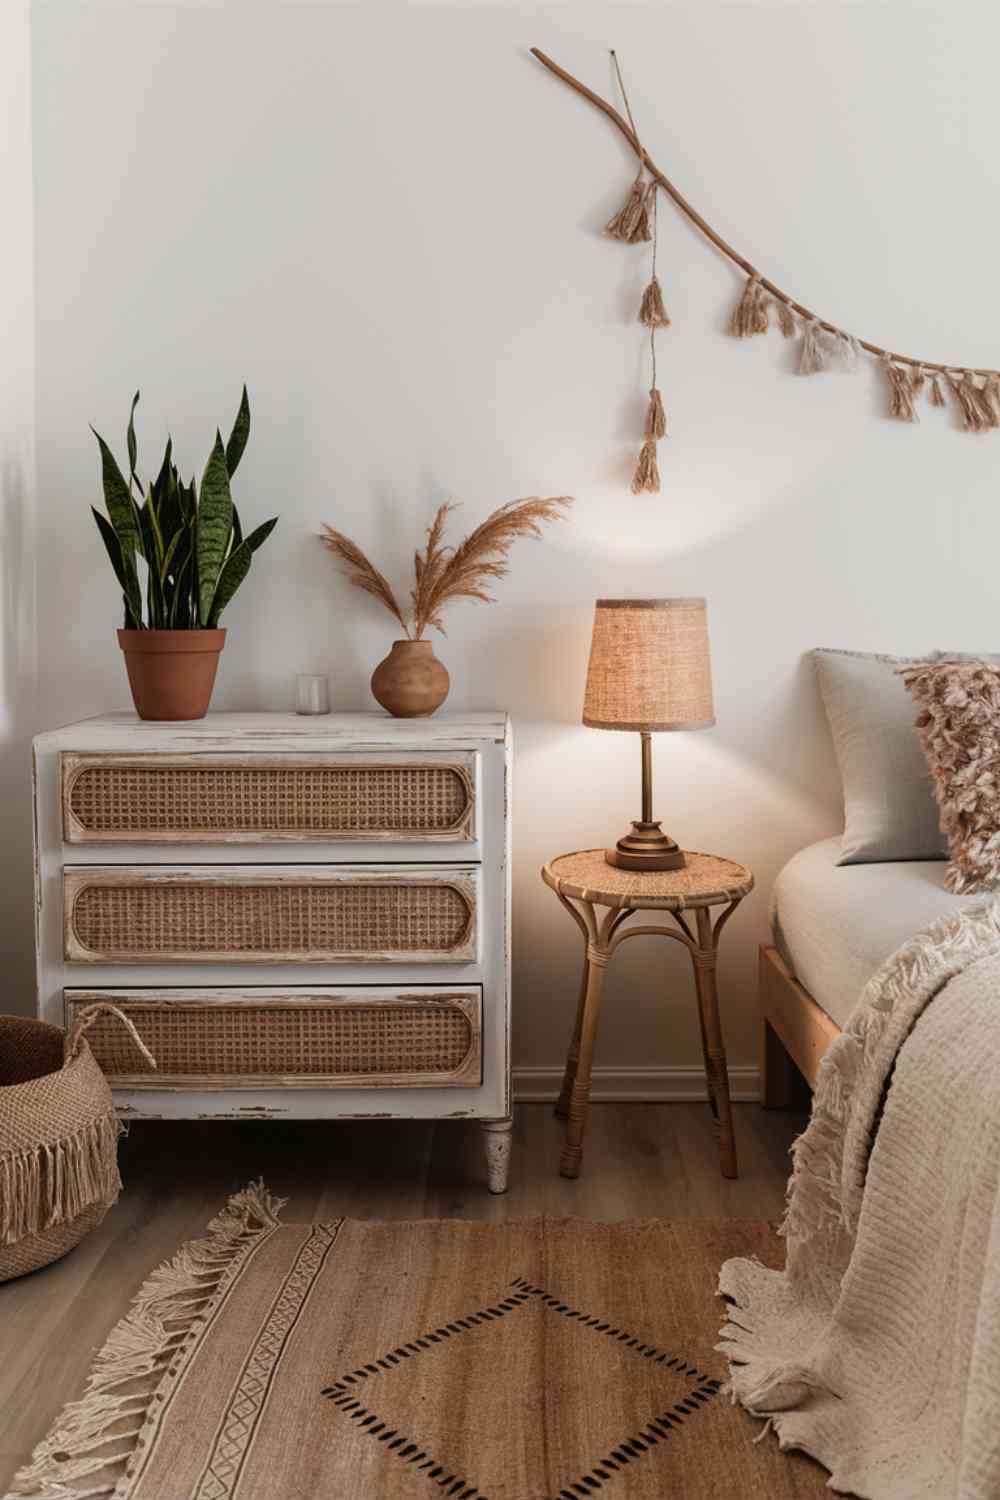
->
[
  {"left": 370, "top": 639, "right": 450, "bottom": 718},
  {"left": 117, "top": 629, "right": 226, "bottom": 721}
]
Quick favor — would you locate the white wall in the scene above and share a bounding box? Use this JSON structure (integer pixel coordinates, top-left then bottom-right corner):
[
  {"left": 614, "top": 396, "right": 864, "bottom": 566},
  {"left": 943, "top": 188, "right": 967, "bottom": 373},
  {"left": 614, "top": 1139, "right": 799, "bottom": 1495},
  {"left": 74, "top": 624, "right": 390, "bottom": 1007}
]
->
[
  {"left": 25, "top": 1, "right": 1000, "bottom": 1077},
  {"left": 1, "top": 0, "right": 36, "bottom": 1013}
]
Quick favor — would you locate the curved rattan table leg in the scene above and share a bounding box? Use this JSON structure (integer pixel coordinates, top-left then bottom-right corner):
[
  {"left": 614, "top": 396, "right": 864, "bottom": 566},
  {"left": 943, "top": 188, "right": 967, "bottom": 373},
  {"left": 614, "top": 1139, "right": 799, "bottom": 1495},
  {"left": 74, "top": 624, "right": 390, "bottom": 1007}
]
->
[
  {"left": 692, "top": 905, "right": 739, "bottom": 1179},
  {"left": 553, "top": 892, "right": 594, "bottom": 1120},
  {"left": 560, "top": 926, "right": 609, "bottom": 1179},
  {"left": 555, "top": 955, "right": 589, "bottom": 1120}
]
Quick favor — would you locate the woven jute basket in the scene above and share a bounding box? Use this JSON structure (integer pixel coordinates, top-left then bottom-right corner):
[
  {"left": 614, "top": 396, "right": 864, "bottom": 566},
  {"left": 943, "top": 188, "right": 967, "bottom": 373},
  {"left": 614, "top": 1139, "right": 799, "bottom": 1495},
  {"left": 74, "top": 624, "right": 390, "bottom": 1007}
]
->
[{"left": 0, "top": 1005, "right": 154, "bottom": 1283}]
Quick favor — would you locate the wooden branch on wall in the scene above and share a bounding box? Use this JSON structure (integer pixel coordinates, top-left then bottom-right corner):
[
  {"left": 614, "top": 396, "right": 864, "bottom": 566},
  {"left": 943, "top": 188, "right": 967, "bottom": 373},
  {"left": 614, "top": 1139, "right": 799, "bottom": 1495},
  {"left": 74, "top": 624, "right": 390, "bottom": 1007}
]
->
[{"left": 530, "top": 46, "right": 999, "bottom": 383}]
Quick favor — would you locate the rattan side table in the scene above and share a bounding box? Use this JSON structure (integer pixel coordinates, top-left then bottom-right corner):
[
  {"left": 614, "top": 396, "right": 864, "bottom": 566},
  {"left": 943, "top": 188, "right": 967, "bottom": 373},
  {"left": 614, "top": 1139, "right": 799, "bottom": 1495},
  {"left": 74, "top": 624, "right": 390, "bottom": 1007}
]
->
[{"left": 541, "top": 849, "right": 754, "bottom": 1181}]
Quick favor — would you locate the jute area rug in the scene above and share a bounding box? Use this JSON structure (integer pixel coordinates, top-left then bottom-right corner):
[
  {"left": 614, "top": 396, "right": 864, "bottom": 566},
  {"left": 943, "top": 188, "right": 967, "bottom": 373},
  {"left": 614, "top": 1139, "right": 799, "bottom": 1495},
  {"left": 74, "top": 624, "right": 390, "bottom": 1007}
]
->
[{"left": 9, "top": 1185, "right": 835, "bottom": 1500}]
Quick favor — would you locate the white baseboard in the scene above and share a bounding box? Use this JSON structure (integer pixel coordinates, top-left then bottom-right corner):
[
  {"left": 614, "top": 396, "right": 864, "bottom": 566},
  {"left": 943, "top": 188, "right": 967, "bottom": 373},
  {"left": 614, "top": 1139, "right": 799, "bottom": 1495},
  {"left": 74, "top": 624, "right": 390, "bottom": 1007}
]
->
[{"left": 513, "top": 1065, "right": 761, "bottom": 1104}]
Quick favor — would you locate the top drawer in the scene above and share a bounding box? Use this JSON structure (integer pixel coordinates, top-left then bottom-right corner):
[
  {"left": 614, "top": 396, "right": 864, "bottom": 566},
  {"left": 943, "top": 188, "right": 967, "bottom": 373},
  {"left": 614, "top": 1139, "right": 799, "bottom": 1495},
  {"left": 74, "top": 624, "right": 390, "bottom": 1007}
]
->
[{"left": 61, "top": 753, "right": 477, "bottom": 846}]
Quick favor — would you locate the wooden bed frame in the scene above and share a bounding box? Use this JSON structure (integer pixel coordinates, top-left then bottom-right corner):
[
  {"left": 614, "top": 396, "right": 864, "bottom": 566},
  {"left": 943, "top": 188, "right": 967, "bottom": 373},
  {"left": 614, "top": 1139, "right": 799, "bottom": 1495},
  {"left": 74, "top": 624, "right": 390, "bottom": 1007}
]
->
[{"left": 759, "top": 944, "right": 841, "bottom": 1108}]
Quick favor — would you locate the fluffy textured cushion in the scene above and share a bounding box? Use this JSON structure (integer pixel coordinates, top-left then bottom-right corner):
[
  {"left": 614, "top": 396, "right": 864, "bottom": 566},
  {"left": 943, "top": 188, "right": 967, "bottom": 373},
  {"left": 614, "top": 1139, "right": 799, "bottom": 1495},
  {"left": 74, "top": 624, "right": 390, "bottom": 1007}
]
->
[
  {"left": 899, "top": 658, "right": 1000, "bottom": 893},
  {"left": 814, "top": 648, "right": 946, "bottom": 864}
]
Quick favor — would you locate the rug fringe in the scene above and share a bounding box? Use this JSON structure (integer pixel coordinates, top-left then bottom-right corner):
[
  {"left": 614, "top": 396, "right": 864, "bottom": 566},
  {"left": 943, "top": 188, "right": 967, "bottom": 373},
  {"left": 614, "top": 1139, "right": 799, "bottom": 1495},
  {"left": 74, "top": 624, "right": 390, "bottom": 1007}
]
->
[{"left": 7, "top": 1180, "right": 285, "bottom": 1500}]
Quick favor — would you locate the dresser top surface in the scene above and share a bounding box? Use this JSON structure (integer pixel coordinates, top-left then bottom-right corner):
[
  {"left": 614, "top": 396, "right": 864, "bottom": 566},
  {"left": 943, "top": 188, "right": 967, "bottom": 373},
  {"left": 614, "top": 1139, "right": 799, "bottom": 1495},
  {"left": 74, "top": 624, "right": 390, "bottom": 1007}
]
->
[{"left": 35, "top": 710, "right": 511, "bottom": 752}]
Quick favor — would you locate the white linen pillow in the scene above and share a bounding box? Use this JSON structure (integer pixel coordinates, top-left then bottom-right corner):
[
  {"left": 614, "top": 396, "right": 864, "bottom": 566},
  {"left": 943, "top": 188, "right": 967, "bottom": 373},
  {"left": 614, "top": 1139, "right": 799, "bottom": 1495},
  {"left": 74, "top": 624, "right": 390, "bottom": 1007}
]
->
[{"left": 813, "top": 648, "right": 946, "bottom": 864}]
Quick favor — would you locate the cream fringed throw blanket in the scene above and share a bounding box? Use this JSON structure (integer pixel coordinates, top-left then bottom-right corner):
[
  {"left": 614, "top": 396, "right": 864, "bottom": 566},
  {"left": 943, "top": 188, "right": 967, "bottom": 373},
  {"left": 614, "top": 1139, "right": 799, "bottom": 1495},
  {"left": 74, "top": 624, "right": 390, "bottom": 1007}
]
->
[{"left": 720, "top": 900, "right": 1000, "bottom": 1500}]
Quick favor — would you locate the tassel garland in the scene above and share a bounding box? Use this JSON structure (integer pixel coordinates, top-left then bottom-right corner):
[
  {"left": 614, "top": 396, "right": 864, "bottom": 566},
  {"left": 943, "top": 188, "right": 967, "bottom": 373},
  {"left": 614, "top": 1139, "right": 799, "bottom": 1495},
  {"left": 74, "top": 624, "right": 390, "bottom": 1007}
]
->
[
  {"left": 631, "top": 437, "right": 661, "bottom": 494},
  {"left": 535, "top": 45, "right": 1000, "bottom": 469},
  {"left": 730, "top": 275, "right": 769, "bottom": 338},
  {"left": 884, "top": 358, "right": 919, "bottom": 421},
  {"left": 645, "top": 387, "right": 666, "bottom": 438},
  {"left": 606, "top": 173, "right": 654, "bottom": 243},
  {"left": 639, "top": 277, "right": 670, "bottom": 328},
  {"left": 799, "top": 321, "right": 830, "bottom": 376}
]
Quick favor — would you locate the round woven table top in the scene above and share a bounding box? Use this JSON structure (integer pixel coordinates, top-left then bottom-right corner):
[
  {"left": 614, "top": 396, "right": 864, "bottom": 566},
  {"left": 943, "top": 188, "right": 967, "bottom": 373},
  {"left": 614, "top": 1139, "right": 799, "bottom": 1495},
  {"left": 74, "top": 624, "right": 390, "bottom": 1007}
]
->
[{"left": 541, "top": 849, "right": 754, "bottom": 911}]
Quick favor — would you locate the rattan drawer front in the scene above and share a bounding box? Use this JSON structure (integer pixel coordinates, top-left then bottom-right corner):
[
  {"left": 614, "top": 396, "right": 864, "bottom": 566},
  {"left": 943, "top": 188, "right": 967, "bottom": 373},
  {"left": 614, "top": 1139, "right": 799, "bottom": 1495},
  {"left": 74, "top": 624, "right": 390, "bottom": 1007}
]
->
[
  {"left": 61, "top": 753, "right": 476, "bottom": 844},
  {"left": 63, "top": 867, "right": 478, "bottom": 964},
  {"left": 64, "top": 988, "right": 482, "bottom": 1089}
]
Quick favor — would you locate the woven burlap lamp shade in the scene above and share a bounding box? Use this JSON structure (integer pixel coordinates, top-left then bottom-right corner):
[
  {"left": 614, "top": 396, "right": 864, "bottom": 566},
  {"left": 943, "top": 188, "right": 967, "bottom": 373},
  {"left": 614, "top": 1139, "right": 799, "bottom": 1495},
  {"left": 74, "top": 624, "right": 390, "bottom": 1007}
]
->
[{"left": 583, "top": 599, "right": 714, "bottom": 871}]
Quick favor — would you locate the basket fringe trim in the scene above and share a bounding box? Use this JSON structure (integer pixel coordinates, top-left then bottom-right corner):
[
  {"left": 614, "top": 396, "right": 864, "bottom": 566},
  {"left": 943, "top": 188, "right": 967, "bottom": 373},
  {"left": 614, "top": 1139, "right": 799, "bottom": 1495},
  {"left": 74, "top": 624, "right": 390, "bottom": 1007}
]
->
[
  {"left": 8, "top": 1180, "right": 286, "bottom": 1500},
  {"left": 717, "top": 898, "right": 1000, "bottom": 1423},
  {"left": 1, "top": 1111, "right": 123, "bottom": 1245}
]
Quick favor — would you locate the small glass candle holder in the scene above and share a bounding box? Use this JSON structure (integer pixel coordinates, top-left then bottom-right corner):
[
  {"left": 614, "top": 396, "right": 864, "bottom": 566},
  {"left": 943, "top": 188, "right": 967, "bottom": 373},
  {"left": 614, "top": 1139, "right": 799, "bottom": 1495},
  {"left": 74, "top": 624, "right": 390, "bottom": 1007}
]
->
[{"left": 296, "top": 674, "right": 330, "bottom": 715}]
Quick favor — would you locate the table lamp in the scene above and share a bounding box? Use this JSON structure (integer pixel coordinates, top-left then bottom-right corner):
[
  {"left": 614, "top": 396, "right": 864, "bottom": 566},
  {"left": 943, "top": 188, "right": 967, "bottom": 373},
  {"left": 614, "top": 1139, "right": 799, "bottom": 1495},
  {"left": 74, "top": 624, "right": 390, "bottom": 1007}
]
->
[{"left": 582, "top": 598, "right": 714, "bottom": 871}]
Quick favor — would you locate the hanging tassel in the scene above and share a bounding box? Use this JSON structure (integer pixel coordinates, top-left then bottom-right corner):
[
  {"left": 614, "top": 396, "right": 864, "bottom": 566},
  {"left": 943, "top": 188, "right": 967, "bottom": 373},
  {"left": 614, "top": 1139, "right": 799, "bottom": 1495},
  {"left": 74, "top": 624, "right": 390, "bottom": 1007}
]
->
[
  {"left": 605, "top": 173, "right": 654, "bottom": 244},
  {"left": 729, "top": 275, "right": 769, "bottom": 338},
  {"left": 799, "top": 321, "right": 830, "bottom": 376},
  {"left": 883, "top": 358, "right": 918, "bottom": 421},
  {"left": 978, "top": 375, "right": 1000, "bottom": 427},
  {"left": 639, "top": 277, "right": 670, "bottom": 328},
  {"left": 775, "top": 300, "right": 797, "bottom": 339},
  {"left": 951, "top": 373, "right": 987, "bottom": 431},
  {"left": 631, "top": 438, "right": 661, "bottom": 494},
  {"left": 971, "top": 378, "right": 999, "bottom": 429},
  {"left": 645, "top": 387, "right": 666, "bottom": 439},
  {"left": 829, "top": 332, "right": 861, "bottom": 371},
  {"left": 930, "top": 374, "right": 947, "bottom": 408},
  {"left": 910, "top": 365, "right": 926, "bottom": 399}
]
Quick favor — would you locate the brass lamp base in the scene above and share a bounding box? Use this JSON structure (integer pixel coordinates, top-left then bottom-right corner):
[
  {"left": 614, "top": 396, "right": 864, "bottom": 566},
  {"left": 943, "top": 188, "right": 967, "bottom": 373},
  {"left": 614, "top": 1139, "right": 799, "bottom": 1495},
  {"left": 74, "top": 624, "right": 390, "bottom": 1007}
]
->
[{"left": 606, "top": 821, "right": 686, "bottom": 872}]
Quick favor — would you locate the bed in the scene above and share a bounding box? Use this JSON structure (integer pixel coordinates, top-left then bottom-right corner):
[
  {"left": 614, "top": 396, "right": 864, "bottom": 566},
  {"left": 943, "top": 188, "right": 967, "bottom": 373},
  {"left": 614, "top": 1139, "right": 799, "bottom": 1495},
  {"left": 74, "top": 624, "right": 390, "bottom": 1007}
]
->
[{"left": 759, "top": 835, "right": 975, "bottom": 1104}]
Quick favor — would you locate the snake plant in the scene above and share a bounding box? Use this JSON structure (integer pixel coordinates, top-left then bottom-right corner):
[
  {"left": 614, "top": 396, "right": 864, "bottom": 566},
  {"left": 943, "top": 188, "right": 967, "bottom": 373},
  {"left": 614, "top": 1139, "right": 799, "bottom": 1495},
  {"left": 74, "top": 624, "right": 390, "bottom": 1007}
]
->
[{"left": 91, "top": 387, "right": 278, "bottom": 629}]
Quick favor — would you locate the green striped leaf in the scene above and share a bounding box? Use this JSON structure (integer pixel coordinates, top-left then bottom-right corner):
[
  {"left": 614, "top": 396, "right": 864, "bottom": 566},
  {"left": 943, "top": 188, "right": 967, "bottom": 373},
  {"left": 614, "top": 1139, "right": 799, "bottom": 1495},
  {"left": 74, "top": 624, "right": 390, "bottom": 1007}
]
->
[
  {"left": 92, "top": 428, "right": 140, "bottom": 559},
  {"left": 207, "top": 539, "right": 252, "bottom": 626},
  {"left": 243, "top": 516, "right": 278, "bottom": 553},
  {"left": 196, "top": 432, "right": 233, "bottom": 625},
  {"left": 225, "top": 385, "right": 250, "bottom": 478},
  {"left": 169, "top": 546, "right": 193, "bottom": 627},
  {"left": 92, "top": 507, "right": 142, "bottom": 627},
  {"left": 126, "top": 391, "right": 141, "bottom": 494},
  {"left": 160, "top": 528, "right": 185, "bottom": 583}
]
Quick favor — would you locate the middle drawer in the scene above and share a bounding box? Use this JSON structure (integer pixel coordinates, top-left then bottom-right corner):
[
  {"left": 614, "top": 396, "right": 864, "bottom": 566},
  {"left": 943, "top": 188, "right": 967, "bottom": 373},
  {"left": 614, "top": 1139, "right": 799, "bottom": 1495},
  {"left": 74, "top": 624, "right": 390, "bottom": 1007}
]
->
[{"left": 63, "top": 865, "right": 479, "bottom": 965}]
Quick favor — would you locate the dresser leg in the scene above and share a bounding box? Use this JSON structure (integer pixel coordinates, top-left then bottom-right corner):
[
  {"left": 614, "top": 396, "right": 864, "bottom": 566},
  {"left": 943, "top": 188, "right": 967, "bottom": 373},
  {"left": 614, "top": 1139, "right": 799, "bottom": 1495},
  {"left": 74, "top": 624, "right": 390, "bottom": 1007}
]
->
[
  {"left": 560, "top": 946, "right": 608, "bottom": 1180},
  {"left": 481, "top": 1117, "right": 513, "bottom": 1194},
  {"left": 692, "top": 907, "right": 738, "bottom": 1179}
]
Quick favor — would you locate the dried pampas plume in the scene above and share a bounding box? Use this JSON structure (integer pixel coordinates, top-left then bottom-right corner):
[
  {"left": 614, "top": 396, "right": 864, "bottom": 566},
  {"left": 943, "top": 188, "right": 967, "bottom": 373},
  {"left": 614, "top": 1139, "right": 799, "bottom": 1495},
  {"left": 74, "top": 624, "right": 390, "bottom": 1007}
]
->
[
  {"left": 730, "top": 275, "right": 769, "bottom": 338},
  {"left": 319, "top": 525, "right": 409, "bottom": 635},
  {"left": 411, "top": 496, "right": 573, "bottom": 637},
  {"left": 322, "top": 498, "right": 573, "bottom": 641},
  {"left": 631, "top": 438, "right": 661, "bottom": 495}
]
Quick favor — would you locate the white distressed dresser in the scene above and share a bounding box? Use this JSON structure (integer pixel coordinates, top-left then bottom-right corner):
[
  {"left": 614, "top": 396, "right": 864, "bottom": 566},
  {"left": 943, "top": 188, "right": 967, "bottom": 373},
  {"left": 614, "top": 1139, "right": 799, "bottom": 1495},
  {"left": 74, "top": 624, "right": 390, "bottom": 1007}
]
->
[{"left": 33, "top": 712, "right": 513, "bottom": 1192}]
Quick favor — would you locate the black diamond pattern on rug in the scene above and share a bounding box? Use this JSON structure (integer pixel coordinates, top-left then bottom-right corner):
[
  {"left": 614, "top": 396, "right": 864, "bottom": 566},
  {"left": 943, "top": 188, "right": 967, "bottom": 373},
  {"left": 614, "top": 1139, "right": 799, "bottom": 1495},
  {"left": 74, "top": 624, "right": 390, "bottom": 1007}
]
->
[{"left": 321, "top": 1275, "right": 721, "bottom": 1498}]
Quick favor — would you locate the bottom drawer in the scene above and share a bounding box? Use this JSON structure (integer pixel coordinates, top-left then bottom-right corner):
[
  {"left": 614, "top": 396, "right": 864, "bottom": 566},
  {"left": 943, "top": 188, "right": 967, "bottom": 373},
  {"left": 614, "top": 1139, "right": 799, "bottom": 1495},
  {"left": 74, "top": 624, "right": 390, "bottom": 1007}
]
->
[{"left": 64, "top": 987, "right": 482, "bottom": 1090}]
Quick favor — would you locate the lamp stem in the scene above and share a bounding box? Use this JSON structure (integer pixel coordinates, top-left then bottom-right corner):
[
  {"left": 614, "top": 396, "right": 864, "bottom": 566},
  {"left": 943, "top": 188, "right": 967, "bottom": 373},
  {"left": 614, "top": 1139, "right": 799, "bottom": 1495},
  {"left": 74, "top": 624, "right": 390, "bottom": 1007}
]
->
[{"left": 640, "top": 731, "right": 653, "bottom": 824}]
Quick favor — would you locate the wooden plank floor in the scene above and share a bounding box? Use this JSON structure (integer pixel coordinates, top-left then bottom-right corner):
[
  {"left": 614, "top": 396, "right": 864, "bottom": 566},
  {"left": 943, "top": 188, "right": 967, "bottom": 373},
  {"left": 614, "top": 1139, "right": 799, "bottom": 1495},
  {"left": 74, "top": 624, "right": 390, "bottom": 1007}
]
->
[{"left": 0, "top": 1102, "right": 805, "bottom": 1490}]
